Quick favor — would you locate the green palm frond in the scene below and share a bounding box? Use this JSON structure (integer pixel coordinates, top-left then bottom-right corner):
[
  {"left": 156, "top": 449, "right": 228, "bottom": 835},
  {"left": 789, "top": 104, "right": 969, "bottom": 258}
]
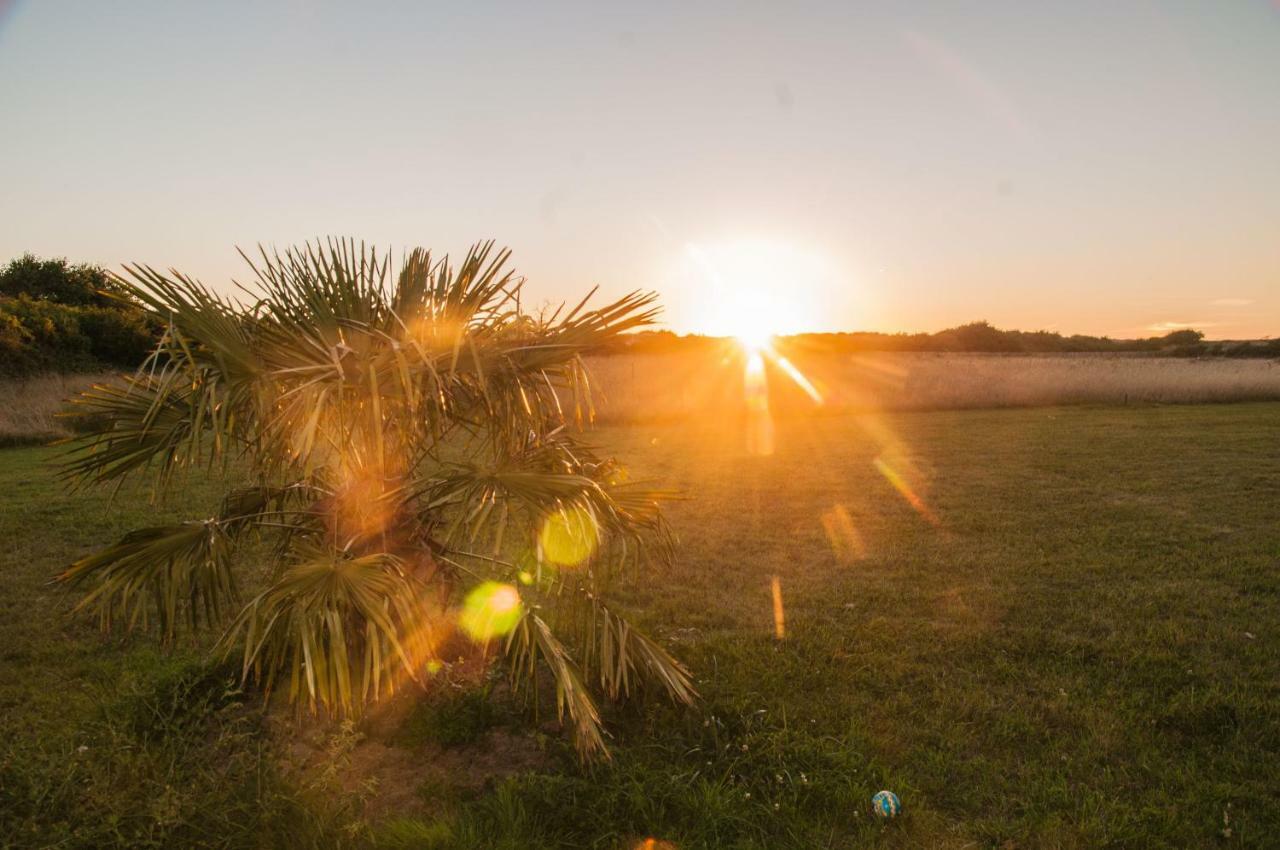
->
[
  {"left": 59, "top": 239, "right": 692, "bottom": 760},
  {"left": 506, "top": 612, "right": 607, "bottom": 760},
  {"left": 61, "top": 375, "right": 209, "bottom": 486},
  {"left": 60, "top": 520, "right": 236, "bottom": 639},
  {"left": 219, "top": 548, "right": 435, "bottom": 716},
  {"left": 580, "top": 600, "right": 696, "bottom": 706},
  {"left": 421, "top": 432, "right": 678, "bottom": 562}
]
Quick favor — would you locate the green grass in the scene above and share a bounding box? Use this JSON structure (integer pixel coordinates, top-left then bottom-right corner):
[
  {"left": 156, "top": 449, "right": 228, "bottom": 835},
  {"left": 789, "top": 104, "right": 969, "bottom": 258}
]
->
[{"left": 2, "top": 404, "right": 1278, "bottom": 848}]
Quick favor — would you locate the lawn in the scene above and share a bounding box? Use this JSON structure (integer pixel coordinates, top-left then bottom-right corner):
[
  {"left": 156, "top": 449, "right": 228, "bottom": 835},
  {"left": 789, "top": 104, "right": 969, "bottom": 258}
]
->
[{"left": 2, "top": 403, "right": 1278, "bottom": 848}]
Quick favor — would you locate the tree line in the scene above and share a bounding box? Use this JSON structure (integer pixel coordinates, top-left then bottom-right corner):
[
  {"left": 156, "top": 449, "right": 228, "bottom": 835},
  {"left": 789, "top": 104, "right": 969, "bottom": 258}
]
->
[
  {"left": 0, "top": 255, "right": 161, "bottom": 376},
  {"left": 607, "top": 322, "right": 1279, "bottom": 358},
  {"left": 2, "top": 253, "right": 1275, "bottom": 376}
]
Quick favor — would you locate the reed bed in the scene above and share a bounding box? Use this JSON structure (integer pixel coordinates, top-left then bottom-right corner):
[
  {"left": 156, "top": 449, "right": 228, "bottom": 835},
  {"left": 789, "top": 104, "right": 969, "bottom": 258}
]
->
[
  {"left": 584, "top": 351, "right": 1280, "bottom": 422},
  {"left": 0, "top": 372, "right": 113, "bottom": 446},
  {"left": 2, "top": 355, "right": 1276, "bottom": 443}
]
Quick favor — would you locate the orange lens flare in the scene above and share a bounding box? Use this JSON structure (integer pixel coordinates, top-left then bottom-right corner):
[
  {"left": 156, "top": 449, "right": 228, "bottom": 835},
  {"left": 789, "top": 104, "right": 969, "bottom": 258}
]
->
[
  {"left": 743, "top": 351, "right": 775, "bottom": 456},
  {"left": 774, "top": 355, "right": 823, "bottom": 404},
  {"left": 873, "top": 455, "right": 939, "bottom": 525},
  {"left": 771, "top": 575, "right": 786, "bottom": 639},
  {"left": 331, "top": 472, "right": 397, "bottom": 544},
  {"left": 821, "top": 504, "right": 867, "bottom": 562}
]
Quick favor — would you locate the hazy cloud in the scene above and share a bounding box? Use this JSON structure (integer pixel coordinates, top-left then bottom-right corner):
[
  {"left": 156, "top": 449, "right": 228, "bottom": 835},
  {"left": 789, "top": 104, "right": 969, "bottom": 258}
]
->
[
  {"left": 1147, "top": 320, "right": 1218, "bottom": 332},
  {"left": 1211, "top": 298, "right": 1254, "bottom": 306}
]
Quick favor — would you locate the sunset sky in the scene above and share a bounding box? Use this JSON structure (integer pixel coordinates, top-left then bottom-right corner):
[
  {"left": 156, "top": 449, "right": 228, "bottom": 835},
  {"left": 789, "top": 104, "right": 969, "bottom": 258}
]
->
[{"left": 1, "top": 1, "right": 1277, "bottom": 338}]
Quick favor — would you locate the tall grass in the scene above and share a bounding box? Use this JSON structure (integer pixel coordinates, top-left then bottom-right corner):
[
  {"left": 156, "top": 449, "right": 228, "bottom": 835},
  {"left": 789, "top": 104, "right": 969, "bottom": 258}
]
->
[
  {"left": 3, "top": 355, "right": 1278, "bottom": 444},
  {"left": 585, "top": 351, "right": 1280, "bottom": 422},
  {"left": 0, "top": 371, "right": 115, "bottom": 446}
]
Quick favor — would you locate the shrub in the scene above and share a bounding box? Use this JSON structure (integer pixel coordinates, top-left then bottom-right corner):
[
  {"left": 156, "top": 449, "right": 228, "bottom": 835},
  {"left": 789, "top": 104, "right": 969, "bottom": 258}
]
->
[
  {"left": 0, "top": 297, "right": 96, "bottom": 373},
  {"left": 0, "top": 254, "right": 130, "bottom": 307},
  {"left": 76, "top": 305, "right": 161, "bottom": 366},
  {"left": 398, "top": 686, "right": 505, "bottom": 748},
  {"left": 0, "top": 254, "right": 162, "bottom": 376}
]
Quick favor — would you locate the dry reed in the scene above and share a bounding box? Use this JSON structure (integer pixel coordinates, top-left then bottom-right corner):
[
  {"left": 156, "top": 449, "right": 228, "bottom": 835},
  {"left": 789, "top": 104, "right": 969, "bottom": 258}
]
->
[
  {"left": 584, "top": 352, "right": 1280, "bottom": 422},
  {"left": 1, "top": 355, "right": 1276, "bottom": 444},
  {"left": 0, "top": 372, "right": 115, "bottom": 445}
]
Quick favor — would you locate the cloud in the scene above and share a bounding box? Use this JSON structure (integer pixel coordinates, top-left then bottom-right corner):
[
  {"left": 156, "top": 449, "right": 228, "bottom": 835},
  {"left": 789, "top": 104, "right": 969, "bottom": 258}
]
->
[
  {"left": 1147, "top": 320, "right": 1218, "bottom": 332},
  {"left": 1211, "top": 298, "right": 1254, "bottom": 307}
]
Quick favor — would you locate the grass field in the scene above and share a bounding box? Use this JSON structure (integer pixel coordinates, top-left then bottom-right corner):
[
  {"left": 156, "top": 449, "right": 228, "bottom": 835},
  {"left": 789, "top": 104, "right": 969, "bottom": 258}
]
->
[{"left": 2, "top": 404, "right": 1278, "bottom": 848}]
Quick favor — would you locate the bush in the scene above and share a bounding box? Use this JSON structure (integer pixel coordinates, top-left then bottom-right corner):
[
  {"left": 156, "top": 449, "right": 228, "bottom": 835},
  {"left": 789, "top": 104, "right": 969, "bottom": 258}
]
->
[
  {"left": 0, "top": 255, "right": 160, "bottom": 376},
  {"left": 0, "top": 312, "right": 32, "bottom": 359},
  {"left": 77, "top": 305, "right": 161, "bottom": 366},
  {"left": 398, "top": 686, "right": 505, "bottom": 748},
  {"left": 0, "top": 254, "right": 130, "bottom": 307},
  {"left": 0, "top": 297, "right": 96, "bottom": 373},
  {"left": 1160, "top": 328, "right": 1204, "bottom": 347}
]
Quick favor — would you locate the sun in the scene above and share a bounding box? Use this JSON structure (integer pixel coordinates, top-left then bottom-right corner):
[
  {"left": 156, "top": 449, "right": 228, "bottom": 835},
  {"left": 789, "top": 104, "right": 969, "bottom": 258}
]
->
[
  {"left": 735, "top": 323, "right": 774, "bottom": 352},
  {"left": 719, "top": 289, "right": 781, "bottom": 351},
  {"left": 681, "top": 238, "right": 831, "bottom": 345}
]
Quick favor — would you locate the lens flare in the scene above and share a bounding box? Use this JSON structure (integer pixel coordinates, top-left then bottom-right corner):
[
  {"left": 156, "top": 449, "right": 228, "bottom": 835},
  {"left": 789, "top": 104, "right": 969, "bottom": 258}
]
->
[
  {"left": 459, "top": 582, "right": 523, "bottom": 641},
  {"left": 744, "top": 351, "right": 775, "bottom": 456},
  {"left": 774, "top": 355, "right": 823, "bottom": 405},
  {"left": 821, "top": 504, "right": 867, "bottom": 561},
  {"left": 873, "top": 455, "right": 938, "bottom": 525},
  {"left": 633, "top": 839, "right": 678, "bottom": 850},
  {"left": 538, "top": 504, "right": 600, "bottom": 566},
  {"left": 771, "top": 575, "right": 786, "bottom": 639}
]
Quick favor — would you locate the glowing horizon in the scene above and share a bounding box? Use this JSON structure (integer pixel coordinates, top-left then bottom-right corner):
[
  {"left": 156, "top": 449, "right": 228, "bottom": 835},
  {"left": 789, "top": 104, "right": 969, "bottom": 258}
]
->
[{"left": 1, "top": 3, "right": 1277, "bottom": 338}]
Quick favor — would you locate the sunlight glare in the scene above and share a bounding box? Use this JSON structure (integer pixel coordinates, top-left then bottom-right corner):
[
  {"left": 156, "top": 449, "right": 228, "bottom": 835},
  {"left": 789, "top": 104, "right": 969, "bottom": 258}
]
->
[
  {"left": 744, "top": 351, "right": 775, "bottom": 456},
  {"left": 873, "top": 455, "right": 939, "bottom": 526},
  {"left": 736, "top": 325, "right": 774, "bottom": 353},
  {"left": 683, "top": 238, "right": 833, "bottom": 342},
  {"left": 774, "top": 355, "right": 823, "bottom": 405}
]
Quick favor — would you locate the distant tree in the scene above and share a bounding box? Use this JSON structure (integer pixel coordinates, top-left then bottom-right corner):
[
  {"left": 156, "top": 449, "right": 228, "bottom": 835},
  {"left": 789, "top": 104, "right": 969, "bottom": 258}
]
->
[
  {"left": 1159, "top": 329, "right": 1204, "bottom": 347},
  {"left": 934, "top": 321, "right": 1022, "bottom": 352},
  {"left": 0, "top": 254, "right": 130, "bottom": 307}
]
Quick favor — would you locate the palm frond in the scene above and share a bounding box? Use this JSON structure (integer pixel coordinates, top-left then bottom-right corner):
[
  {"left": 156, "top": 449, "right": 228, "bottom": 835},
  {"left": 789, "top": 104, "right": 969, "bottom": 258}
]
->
[
  {"left": 506, "top": 612, "right": 607, "bottom": 760},
  {"left": 580, "top": 600, "right": 697, "bottom": 706},
  {"left": 60, "top": 375, "right": 207, "bottom": 487},
  {"left": 58, "top": 520, "right": 236, "bottom": 639},
  {"left": 60, "top": 239, "right": 691, "bottom": 761},
  {"left": 218, "top": 547, "right": 437, "bottom": 716}
]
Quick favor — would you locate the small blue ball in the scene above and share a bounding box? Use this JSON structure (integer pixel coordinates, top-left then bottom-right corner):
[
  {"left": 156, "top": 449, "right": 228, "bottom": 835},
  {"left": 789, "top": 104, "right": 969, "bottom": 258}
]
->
[{"left": 871, "top": 790, "right": 900, "bottom": 818}]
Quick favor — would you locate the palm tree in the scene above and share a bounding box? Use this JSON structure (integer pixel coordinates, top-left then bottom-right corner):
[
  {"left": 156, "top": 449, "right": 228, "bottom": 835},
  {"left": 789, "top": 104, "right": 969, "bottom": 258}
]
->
[{"left": 58, "top": 239, "right": 695, "bottom": 759}]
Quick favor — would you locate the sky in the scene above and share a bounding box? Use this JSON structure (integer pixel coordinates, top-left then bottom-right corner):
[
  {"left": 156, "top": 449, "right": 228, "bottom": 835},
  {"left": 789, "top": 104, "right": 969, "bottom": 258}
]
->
[{"left": 1, "top": 1, "right": 1278, "bottom": 339}]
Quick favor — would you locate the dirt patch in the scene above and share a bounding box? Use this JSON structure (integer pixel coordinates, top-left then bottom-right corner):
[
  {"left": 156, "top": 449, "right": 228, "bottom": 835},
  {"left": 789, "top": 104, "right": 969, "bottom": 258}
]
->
[
  {"left": 282, "top": 716, "right": 555, "bottom": 820},
  {"left": 276, "top": 652, "right": 558, "bottom": 821}
]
